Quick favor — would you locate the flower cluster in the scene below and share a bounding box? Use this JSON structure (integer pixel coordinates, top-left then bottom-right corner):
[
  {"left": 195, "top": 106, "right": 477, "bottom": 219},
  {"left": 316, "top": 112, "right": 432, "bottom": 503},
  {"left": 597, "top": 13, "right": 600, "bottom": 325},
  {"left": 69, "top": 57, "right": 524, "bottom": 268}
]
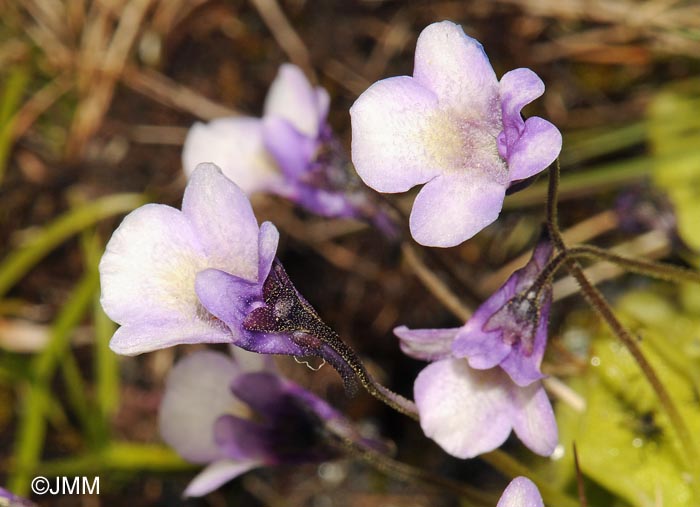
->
[
  {"left": 183, "top": 64, "right": 393, "bottom": 234},
  {"left": 99, "top": 18, "right": 564, "bottom": 501},
  {"left": 350, "top": 21, "right": 561, "bottom": 247}
]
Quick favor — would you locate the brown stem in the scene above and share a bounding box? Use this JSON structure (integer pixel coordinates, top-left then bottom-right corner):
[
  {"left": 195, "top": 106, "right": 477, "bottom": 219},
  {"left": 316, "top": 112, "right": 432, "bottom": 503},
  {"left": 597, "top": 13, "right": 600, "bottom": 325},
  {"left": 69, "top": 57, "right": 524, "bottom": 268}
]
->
[{"left": 545, "top": 161, "right": 700, "bottom": 473}]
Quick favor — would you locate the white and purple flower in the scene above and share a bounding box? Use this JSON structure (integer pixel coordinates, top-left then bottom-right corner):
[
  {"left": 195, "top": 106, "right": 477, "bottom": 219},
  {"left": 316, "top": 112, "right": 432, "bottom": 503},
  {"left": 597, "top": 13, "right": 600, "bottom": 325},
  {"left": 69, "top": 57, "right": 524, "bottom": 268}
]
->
[
  {"left": 350, "top": 21, "right": 562, "bottom": 247},
  {"left": 394, "top": 324, "right": 557, "bottom": 459},
  {"left": 99, "top": 163, "right": 279, "bottom": 355},
  {"left": 452, "top": 240, "right": 553, "bottom": 386},
  {"left": 183, "top": 64, "right": 392, "bottom": 232},
  {"left": 100, "top": 163, "right": 356, "bottom": 382},
  {"left": 159, "top": 349, "right": 364, "bottom": 497}
]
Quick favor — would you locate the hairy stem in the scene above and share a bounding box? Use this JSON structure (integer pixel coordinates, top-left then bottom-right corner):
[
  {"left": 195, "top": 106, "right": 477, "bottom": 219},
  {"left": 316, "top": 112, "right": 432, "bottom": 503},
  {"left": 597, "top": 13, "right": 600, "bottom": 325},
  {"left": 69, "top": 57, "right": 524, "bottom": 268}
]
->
[
  {"left": 328, "top": 427, "right": 498, "bottom": 507},
  {"left": 545, "top": 160, "right": 700, "bottom": 474}
]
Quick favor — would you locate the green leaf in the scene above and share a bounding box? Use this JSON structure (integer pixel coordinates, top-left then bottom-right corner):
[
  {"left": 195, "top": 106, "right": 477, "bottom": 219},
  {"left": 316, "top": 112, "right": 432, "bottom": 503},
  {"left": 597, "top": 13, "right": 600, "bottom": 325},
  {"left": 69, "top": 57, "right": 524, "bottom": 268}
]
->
[
  {"left": 648, "top": 82, "right": 700, "bottom": 251},
  {"left": 557, "top": 290, "right": 700, "bottom": 507}
]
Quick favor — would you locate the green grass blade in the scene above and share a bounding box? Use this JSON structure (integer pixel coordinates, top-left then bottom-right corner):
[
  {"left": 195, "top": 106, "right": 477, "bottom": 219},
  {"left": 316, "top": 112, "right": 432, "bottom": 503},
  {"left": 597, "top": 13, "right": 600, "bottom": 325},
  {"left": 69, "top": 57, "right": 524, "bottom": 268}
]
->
[
  {"left": 0, "top": 193, "right": 145, "bottom": 298},
  {"left": 9, "top": 268, "right": 99, "bottom": 495}
]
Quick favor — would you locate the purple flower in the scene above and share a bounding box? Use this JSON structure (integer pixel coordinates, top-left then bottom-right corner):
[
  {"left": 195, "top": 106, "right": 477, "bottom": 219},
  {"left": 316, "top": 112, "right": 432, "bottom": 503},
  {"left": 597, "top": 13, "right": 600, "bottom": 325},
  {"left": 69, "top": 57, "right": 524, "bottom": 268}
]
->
[
  {"left": 497, "top": 477, "right": 544, "bottom": 507},
  {"left": 394, "top": 326, "right": 557, "bottom": 459},
  {"left": 99, "top": 163, "right": 279, "bottom": 355},
  {"left": 183, "top": 64, "right": 393, "bottom": 231},
  {"left": 350, "top": 21, "right": 562, "bottom": 247},
  {"left": 159, "top": 349, "right": 370, "bottom": 497},
  {"left": 452, "top": 241, "right": 553, "bottom": 386},
  {"left": 0, "top": 488, "right": 35, "bottom": 507}
]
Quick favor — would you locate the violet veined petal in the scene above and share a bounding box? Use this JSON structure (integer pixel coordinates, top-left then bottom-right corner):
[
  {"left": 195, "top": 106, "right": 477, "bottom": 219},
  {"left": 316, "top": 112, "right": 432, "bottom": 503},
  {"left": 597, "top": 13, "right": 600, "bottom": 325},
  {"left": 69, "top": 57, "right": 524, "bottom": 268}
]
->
[
  {"left": 159, "top": 351, "right": 245, "bottom": 463},
  {"left": 510, "top": 380, "right": 558, "bottom": 456},
  {"left": 195, "top": 269, "right": 259, "bottom": 335},
  {"left": 264, "top": 63, "right": 322, "bottom": 138},
  {"left": 350, "top": 76, "right": 443, "bottom": 193},
  {"left": 409, "top": 174, "right": 506, "bottom": 247},
  {"left": 497, "top": 477, "right": 544, "bottom": 507},
  {"left": 183, "top": 459, "right": 261, "bottom": 498},
  {"left": 393, "top": 326, "right": 460, "bottom": 361},
  {"left": 414, "top": 359, "right": 513, "bottom": 458},
  {"left": 413, "top": 21, "right": 498, "bottom": 118},
  {"left": 183, "top": 164, "right": 260, "bottom": 282},
  {"left": 182, "top": 117, "right": 281, "bottom": 194},
  {"left": 262, "top": 116, "right": 316, "bottom": 180},
  {"left": 99, "top": 203, "right": 206, "bottom": 326},
  {"left": 504, "top": 117, "right": 562, "bottom": 182}
]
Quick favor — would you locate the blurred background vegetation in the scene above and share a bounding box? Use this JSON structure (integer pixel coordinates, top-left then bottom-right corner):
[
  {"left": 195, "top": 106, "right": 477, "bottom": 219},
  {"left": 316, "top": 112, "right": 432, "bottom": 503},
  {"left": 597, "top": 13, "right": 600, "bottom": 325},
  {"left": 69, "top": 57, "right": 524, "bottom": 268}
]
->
[{"left": 1, "top": 0, "right": 700, "bottom": 505}]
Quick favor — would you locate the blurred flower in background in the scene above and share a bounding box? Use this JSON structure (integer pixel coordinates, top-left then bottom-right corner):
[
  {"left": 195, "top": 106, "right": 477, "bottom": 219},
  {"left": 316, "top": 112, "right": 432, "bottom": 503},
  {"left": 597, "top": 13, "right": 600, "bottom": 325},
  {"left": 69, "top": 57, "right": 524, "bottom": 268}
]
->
[
  {"left": 183, "top": 64, "right": 395, "bottom": 235},
  {"left": 160, "top": 348, "right": 377, "bottom": 497}
]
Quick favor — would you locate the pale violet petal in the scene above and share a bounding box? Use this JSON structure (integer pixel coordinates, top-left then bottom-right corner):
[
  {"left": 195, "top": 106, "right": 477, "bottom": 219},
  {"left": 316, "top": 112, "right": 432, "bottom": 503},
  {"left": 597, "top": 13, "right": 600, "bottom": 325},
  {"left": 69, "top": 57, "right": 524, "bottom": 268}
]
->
[
  {"left": 350, "top": 76, "right": 443, "bottom": 193},
  {"left": 497, "top": 477, "right": 544, "bottom": 507},
  {"left": 183, "top": 459, "right": 261, "bottom": 497},
  {"left": 159, "top": 351, "right": 243, "bottom": 463},
  {"left": 409, "top": 174, "right": 506, "bottom": 247},
  {"left": 183, "top": 164, "right": 260, "bottom": 282},
  {"left": 499, "top": 68, "right": 545, "bottom": 123},
  {"left": 315, "top": 87, "right": 331, "bottom": 123},
  {"left": 414, "top": 359, "right": 513, "bottom": 458},
  {"left": 182, "top": 117, "right": 281, "bottom": 194},
  {"left": 258, "top": 221, "right": 280, "bottom": 283},
  {"left": 506, "top": 117, "right": 562, "bottom": 182},
  {"left": 511, "top": 380, "right": 558, "bottom": 456},
  {"left": 109, "top": 320, "right": 231, "bottom": 356},
  {"left": 413, "top": 21, "right": 499, "bottom": 120},
  {"left": 262, "top": 116, "right": 316, "bottom": 179},
  {"left": 393, "top": 326, "right": 459, "bottom": 361},
  {"left": 99, "top": 203, "right": 206, "bottom": 326},
  {"left": 264, "top": 64, "right": 321, "bottom": 138}
]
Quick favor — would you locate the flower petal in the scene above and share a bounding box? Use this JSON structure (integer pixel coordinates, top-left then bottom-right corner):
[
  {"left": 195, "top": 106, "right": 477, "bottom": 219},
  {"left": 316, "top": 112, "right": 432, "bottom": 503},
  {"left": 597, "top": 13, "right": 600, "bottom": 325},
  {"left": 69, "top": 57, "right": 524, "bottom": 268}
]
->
[
  {"left": 452, "top": 276, "right": 518, "bottom": 367},
  {"left": 510, "top": 380, "right": 558, "bottom": 456},
  {"left": 505, "top": 117, "right": 562, "bottom": 182},
  {"left": 195, "top": 268, "right": 259, "bottom": 341},
  {"left": 264, "top": 64, "right": 323, "bottom": 138},
  {"left": 350, "top": 76, "right": 442, "bottom": 193},
  {"left": 258, "top": 221, "right": 280, "bottom": 283},
  {"left": 497, "top": 477, "right": 544, "bottom": 507},
  {"left": 99, "top": 203, "right": 205, "bottom": 326},
  {"left": 183, "top": 459, "right": 261, "bottom": 497},
  {"left": 182, "top": 117, "right": 280, "bottom": 194},
  {"left": 499, "top": 68, "right": 544, "bottom": 126},
  {"left": 159, "top": 351, "right": 242, "bottom": 463},
  {"left": 183, "top": 163, "right": 260, "bottom": 282},
  {"left": 409, "top": 175, "right": 506, "bottom": 247},
  {"left": 262, "top": 116, "right": 316, "bottom": 180},
  {"left": 214, "top": 414, "right": 272, "bottom": 461},
  {"left": 414, "top": 359, "right": 513, "bottom": 458},
  {"left": 109, "top": 320, "right": 231, "bottom": 356},
  {"left": 195, "top": 269, "right": 308, "bottom": 356},
  {"left": 393, "top": 326, "right": 459, "bottom": 361},
  {"left": 413, "top": 21, "right": 498, "bottom": 118}
]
